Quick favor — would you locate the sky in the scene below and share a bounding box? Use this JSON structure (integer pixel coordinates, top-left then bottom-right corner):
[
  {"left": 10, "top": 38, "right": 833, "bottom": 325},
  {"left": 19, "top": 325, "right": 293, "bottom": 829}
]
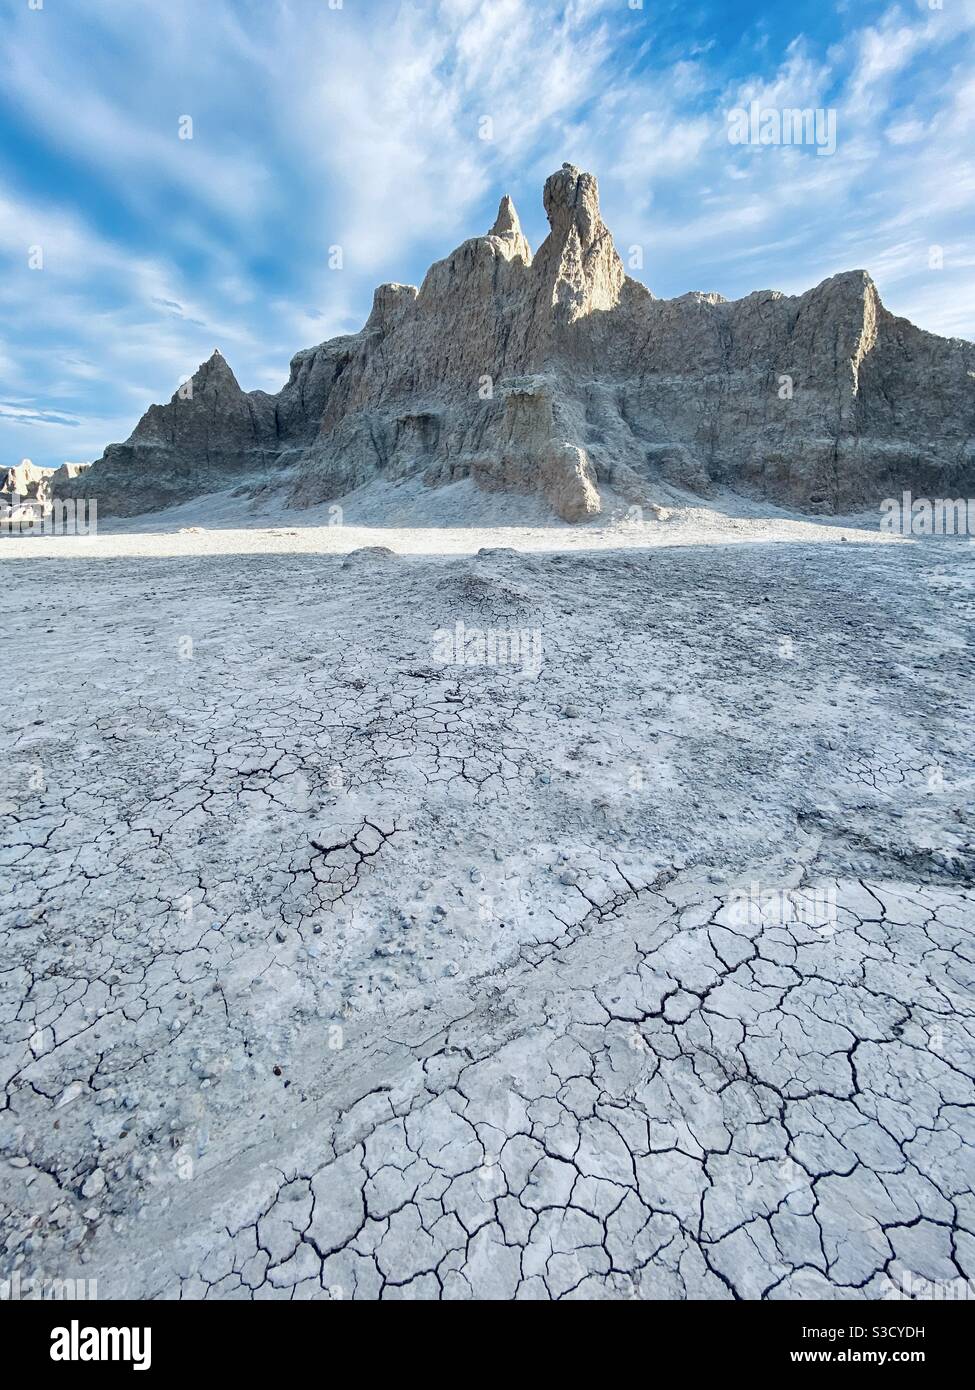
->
[{"left": 1, "top": 0, "right": 973, "bottom": 470}]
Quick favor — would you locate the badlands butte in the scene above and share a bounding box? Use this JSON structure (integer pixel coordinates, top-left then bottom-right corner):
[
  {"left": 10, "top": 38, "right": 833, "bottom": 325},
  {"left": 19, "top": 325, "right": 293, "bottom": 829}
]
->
[{"left": 60, "top": 163, "right": 975, "bottom": 522}]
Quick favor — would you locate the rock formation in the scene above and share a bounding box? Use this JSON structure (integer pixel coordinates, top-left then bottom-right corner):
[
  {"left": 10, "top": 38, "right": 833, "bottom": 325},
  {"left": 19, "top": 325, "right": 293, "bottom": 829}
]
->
[
  {"left": 2, "top": 461, "right": 90, "bottom": 529},
  {"left": 60, "top": 163, "right": 975, "bottom": 520}
]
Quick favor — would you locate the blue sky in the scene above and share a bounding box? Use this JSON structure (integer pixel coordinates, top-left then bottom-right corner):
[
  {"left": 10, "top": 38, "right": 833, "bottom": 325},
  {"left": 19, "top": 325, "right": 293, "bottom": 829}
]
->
[{"left": 2, "top": 0, "right": 974, "bottom": 470}]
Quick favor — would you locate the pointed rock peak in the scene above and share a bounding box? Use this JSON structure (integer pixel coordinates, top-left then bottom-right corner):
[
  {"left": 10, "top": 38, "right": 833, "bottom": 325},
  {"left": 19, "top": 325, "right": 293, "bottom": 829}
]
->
[
  {"left": 200, "top": 348, "right": 233, "bottom": 373},
  {"left": 485, "top": 193, "right": 532, "bottom": 266},
  {"left": 183, "top": 348, "right": 241, "bottom": 398},
  {"left": 490, "top": 195, "right": 521, "bottom": 237}
]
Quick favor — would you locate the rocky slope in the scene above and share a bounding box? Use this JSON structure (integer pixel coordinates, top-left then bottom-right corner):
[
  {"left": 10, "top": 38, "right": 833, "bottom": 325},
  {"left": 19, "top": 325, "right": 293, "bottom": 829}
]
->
[{"left": 61, "top": 164, "right": 975, "bottom": 520}]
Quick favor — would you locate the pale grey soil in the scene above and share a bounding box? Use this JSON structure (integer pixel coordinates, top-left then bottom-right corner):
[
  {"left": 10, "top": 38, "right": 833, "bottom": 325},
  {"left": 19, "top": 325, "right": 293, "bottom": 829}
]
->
[{"left": 1, "top": 493, "right": 973, "bottom": 1299}]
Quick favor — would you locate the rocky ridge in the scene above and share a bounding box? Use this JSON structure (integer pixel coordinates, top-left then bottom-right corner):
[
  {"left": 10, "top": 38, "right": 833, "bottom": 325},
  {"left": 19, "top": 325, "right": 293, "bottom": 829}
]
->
[{"left": 60, "top": 164, "right": 975, "bottom": 520}]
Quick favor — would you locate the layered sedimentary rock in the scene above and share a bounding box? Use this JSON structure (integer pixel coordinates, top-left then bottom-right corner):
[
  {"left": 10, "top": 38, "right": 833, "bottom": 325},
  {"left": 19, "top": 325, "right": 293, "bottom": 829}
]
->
[{"left": 61, "top": 164, "right": 975, "bottom": 520}]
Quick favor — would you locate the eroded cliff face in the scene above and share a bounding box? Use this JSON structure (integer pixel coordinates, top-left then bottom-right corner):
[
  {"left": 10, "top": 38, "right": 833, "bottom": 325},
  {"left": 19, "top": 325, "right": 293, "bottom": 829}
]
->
[{"left": 61, "top": 163, "right": 975, "bottom": 520}]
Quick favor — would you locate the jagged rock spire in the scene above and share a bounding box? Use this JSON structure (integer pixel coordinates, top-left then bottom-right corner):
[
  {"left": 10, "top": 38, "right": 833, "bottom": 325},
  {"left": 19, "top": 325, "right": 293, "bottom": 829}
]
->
[
  {"left": 491, "top": 195, "right": 520, "bottom": 236},
  {"left": 487, "top": 194, "right": 532, "bottom": 264},
  {"left": 189, "top": 348, "right": 240, "bottom": 395},
  {"left": 534, "top": 163, "right": 624, "bottom": 320}
]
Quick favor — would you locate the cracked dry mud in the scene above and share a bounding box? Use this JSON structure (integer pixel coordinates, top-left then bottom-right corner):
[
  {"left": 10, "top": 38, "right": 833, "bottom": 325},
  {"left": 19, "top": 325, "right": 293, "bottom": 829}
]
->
[{"left": 2, "top": 516, "right": 974, "bottom": 1300}]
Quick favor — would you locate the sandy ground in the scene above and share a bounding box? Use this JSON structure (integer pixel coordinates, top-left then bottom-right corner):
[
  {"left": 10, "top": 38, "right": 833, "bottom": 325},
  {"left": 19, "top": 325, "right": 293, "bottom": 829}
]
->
[
  {"left": 0, "top": 476, "right": 910, "bottom": 559},
  {"left": 1, "top": 483, "right": 973, "bottom": 1300}
]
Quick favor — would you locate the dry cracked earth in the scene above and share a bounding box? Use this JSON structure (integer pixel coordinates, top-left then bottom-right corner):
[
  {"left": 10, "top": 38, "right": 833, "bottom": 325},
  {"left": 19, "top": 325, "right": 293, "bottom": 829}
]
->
[{"left": 2, "top": 514, "right": 974, "bottom": 1300}]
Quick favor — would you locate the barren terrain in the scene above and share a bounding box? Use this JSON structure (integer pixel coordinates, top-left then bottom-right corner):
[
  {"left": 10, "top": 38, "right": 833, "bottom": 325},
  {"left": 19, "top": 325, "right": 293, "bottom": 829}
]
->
[{"left": 2, "top": 485, "right": 973, "bottom": 1300}]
